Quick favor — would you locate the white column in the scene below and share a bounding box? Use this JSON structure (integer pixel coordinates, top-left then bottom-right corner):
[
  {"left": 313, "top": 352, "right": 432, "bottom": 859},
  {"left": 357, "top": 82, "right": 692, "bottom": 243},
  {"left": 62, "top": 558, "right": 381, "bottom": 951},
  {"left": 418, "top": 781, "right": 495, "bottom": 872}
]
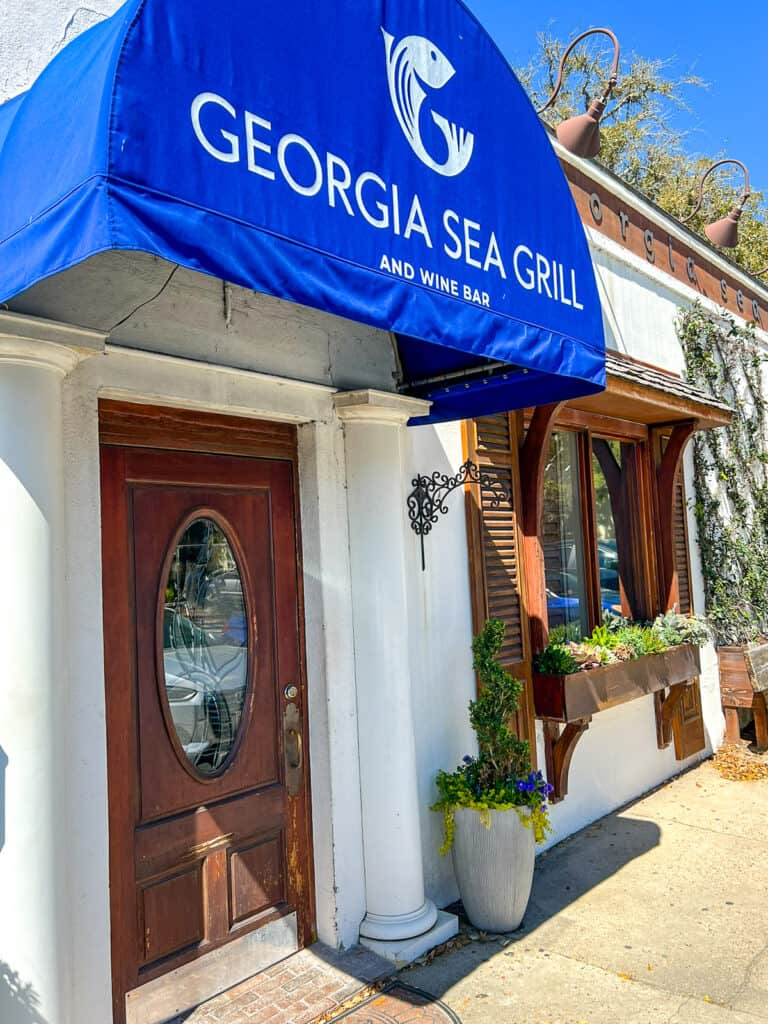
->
[
  {"left": 297, "top": 418, "right": 367, "bottom": 950},
  {"left": 334, "top": 390, "right": 458, "bottom": 963},
  {"left": 0, "top": 321, "right": 101, "bottom": 1024}
]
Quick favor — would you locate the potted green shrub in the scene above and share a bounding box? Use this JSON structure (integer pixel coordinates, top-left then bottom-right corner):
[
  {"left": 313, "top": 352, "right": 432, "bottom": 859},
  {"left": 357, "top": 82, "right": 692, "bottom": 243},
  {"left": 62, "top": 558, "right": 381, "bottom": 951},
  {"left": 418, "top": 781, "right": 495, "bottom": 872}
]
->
[{"left": 432, "top": 620, "right": 551, "bottom": 932}]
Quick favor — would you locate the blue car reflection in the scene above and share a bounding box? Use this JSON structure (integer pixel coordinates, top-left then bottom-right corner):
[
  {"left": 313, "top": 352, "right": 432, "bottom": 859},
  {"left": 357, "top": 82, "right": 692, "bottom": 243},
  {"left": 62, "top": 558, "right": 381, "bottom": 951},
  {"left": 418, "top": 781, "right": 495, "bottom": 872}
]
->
[{"left": 546, "top": 540, "right": 622, "bottom": 624}]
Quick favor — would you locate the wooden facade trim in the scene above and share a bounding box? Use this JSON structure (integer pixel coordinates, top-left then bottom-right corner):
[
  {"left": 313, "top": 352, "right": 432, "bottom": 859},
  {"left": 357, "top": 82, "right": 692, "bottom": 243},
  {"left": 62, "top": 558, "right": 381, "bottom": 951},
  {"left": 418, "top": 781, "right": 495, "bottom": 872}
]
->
[
  {"left": 552, "top": 405, "right": 649, "bottom": 440},
  {"left": 99, "top": 399, "right": 298, "bottom": 461},
  {"left": 651, "top": 421, "right": 696, "bottom": 614},
  {"left": 543, "top": 719, "right": 591, "bottom": 802},
  {"left": 655, "top": 683, "right": 689, "bottom": 749},
  {"left": 562, "top": 157, "right": 767, "bottom": 329},
  {"left": 518, "top": 403, "right": 565, "bottom": 656}
]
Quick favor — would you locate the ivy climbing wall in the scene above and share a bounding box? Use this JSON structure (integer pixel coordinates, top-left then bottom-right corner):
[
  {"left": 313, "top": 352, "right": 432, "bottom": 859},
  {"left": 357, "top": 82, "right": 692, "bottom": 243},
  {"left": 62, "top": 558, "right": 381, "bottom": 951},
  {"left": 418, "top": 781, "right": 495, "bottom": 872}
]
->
[{"left": 679, "top": 302, "right": 768, "bottom": 644}]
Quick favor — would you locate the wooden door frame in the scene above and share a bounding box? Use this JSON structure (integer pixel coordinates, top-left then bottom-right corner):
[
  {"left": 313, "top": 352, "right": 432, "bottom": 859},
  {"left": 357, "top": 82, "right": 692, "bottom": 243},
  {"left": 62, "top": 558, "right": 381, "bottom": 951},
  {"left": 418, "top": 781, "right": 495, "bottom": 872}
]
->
[{"left": 99, "top": 401, "right": 316, "bottom": 1023}]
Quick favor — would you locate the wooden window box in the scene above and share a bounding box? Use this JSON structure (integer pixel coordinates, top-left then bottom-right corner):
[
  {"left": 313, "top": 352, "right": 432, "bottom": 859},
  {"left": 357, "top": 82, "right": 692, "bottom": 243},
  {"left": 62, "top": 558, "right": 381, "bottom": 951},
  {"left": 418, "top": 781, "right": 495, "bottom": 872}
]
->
[
  {"left": 533, "top": 644, "right": 701, "bottom": 723},
  {"left": 717, "top": 643, "right": 768, "bottom": 752},
  {"left": 533, "top": 645, "right": 702, "bottom": 803}
]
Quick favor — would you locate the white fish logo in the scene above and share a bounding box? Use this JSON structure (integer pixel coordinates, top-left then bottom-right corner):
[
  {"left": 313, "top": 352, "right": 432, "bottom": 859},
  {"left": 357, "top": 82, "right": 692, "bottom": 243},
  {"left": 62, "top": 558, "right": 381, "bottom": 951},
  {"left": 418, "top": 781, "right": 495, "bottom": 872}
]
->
[{"left": 382, "top": 28, "right": 475, "bottom": 177}]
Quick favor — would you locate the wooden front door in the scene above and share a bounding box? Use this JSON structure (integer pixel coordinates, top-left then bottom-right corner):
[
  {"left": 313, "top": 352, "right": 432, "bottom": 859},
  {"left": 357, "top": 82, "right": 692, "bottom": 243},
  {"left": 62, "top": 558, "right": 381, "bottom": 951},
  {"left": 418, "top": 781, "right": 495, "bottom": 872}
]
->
[{"left": 100, "top": 407, "right": 314, "bottom": 1023}]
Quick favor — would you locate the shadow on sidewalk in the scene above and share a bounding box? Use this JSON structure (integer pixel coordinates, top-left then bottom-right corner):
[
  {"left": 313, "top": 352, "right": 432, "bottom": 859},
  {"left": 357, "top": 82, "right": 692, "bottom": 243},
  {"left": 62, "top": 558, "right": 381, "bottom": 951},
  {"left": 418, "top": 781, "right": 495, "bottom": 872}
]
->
[{"left": 402, "top": 814, "right": 662, "bottom": 996}]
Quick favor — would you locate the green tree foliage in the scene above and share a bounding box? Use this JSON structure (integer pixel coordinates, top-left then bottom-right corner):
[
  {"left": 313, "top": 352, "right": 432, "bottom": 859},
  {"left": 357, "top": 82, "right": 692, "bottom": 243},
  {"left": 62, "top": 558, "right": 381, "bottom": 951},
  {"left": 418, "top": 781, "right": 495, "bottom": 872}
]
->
[{"left": 517, "top": 33, "right": 768, "bottom": 275}]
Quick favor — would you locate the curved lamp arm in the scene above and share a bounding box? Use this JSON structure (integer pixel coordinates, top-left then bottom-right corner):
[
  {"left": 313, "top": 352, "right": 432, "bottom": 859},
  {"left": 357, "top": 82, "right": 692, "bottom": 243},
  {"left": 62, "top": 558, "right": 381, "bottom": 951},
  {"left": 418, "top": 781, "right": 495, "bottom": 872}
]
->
[
  {"left": 681, "top": 159, "right": 752, "bottom": 224},
  {"left": 537, "top": 27, "right": 621, "bottom": 116}
]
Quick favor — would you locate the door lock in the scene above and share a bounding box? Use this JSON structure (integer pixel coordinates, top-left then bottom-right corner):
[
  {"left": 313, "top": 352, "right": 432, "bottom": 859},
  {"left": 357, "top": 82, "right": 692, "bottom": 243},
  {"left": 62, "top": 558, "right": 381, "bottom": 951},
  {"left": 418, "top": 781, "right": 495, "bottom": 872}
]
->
[{"left": 283, "top": 684, "right": 299, "bottom": 700}]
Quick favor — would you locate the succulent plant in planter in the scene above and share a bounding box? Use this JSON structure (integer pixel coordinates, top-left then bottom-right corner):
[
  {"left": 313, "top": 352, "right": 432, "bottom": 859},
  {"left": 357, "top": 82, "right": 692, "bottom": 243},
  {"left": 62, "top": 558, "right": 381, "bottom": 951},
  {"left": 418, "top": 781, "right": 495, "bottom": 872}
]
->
[
  {"left": 431, "top": 619, "right": 551, "bottom": 932},
  {"left": 532, "top": 610, "right": 711, "bottom": 676}
]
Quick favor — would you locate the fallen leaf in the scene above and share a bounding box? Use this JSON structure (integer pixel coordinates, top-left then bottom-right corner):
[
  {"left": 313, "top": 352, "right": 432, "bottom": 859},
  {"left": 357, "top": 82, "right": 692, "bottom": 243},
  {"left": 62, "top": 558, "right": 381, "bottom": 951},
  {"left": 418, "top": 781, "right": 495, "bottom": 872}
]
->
[{"left": 711, "top": 744, "right": 768, "bottom": 782}]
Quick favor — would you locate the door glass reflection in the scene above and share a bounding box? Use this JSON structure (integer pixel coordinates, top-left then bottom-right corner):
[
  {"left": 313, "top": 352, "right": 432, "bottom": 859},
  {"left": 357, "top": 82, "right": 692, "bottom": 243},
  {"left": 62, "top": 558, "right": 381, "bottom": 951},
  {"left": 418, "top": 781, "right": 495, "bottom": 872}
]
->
[{"left": 161, "top": 517, "right": 249, "bottom": 776}]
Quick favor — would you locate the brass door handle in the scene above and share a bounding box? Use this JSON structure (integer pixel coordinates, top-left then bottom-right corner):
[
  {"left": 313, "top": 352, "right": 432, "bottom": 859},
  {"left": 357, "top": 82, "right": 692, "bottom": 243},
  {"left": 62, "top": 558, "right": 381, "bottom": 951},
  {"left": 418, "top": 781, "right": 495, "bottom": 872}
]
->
[
  {"left": 286, "top": 728, "right": 302, "bottom": 770},
  {"left": 283, "top": 702, "right": 303, "bottom": 797}
]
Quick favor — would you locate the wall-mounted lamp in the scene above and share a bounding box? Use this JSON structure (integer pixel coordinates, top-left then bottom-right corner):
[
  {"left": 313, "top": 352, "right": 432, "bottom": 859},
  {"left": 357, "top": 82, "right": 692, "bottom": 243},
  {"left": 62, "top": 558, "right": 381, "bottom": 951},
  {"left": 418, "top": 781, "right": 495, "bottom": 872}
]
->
[
  {"left": 537, "top": 27, "right": 621, "bottom": 158},
  {"left": 682, "top": 159, "right": 752, "bottom": 249}
]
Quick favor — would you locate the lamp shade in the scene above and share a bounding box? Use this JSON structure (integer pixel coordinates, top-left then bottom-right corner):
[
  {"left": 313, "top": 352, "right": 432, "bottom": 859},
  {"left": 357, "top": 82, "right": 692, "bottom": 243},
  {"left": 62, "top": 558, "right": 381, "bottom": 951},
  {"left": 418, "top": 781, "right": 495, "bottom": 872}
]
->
[
  {"left": 555, "top": 99, "right": 605, "bottom": 159},
  {"left": 537, "top": 29, "right": 619, "bottom": 160},
  {"left": 704, "top": 208, "right": 742, "bottom": 249}
]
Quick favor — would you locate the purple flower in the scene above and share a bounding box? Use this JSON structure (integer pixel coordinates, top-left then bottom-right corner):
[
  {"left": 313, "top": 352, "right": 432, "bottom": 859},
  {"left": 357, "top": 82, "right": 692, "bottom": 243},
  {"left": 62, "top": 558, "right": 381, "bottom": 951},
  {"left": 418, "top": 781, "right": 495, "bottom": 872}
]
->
[
  {"left": 516, "top": 780, "right": 526, "bottom": 791},
  {"left": 462, "top": 755, "right": 473, "bottom": 765}
]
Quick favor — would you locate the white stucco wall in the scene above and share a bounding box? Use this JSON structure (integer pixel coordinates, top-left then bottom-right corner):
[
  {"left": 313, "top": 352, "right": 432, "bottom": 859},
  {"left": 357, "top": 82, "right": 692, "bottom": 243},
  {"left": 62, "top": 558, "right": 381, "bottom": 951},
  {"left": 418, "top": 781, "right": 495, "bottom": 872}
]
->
[
  {"left": 405, "top": 420, "right": 477, "bottom": 911},
  {"left": 1, "top": 2, "right": 119, "bottom": 104}
]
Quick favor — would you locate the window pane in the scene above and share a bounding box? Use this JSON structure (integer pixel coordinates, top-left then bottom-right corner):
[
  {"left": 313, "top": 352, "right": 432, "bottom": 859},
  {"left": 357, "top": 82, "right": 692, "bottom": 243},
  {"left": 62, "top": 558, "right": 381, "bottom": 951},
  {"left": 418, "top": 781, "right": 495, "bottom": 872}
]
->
[
  {"left": 591, "top": 438, "right": 632, "bottom": 618},
  {"left": 542, "top": 431, "right": 589, "bottom": 640},
  {"left": 161, "top": 517, "right": 249, "bottom": 776}
]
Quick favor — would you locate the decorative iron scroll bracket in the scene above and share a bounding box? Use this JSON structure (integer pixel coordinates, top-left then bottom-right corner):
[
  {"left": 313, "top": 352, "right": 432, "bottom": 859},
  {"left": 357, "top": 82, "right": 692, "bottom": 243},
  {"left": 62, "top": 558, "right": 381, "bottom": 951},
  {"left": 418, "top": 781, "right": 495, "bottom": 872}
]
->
[{"left": 407, "top": 459, "right": 512, "bottom": 571}]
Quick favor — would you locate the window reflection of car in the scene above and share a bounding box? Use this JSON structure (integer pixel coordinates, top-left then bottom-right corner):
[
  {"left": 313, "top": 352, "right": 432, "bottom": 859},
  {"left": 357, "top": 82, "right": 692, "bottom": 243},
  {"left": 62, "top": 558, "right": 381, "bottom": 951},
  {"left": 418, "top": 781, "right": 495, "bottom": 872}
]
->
[{"left": 163, "top": 608, "right": 247, "bottom": 774}]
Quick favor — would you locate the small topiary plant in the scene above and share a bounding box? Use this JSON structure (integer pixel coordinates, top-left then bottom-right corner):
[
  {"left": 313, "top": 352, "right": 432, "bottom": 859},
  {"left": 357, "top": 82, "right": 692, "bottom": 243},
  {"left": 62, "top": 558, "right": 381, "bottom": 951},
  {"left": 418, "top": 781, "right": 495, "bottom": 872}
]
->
[{"left": 431, "top": 619, "right": 552, "bottom": 854}]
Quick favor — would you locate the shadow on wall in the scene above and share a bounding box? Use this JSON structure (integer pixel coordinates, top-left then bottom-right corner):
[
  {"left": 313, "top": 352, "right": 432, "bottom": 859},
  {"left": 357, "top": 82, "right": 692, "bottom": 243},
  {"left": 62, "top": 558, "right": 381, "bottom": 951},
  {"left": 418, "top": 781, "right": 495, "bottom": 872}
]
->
[{"left": 0, "top": 962, "right": 48, "bottom": 1024}]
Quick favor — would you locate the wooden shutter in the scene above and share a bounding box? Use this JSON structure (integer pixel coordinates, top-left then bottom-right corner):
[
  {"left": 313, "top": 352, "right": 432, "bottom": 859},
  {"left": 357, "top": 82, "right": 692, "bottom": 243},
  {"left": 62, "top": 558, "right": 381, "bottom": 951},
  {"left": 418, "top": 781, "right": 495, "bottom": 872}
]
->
[
  {"left": 673, "top": 476, "right": 692, "bottom": 614},
  {"left": 669, "top": 468, "right": 706, "bottom": 758},
  {"left": 464, "top": 414, "right": 536, "bottom": 760}
]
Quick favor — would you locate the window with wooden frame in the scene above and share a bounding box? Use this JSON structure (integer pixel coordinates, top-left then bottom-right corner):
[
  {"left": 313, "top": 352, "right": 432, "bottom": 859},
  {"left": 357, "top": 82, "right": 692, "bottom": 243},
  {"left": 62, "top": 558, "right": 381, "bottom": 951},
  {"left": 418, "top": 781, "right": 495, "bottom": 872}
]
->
[
  {"left": 539, "top": 416, "right": 657, "bottom": 636},
  {"left": 463, "top": 404, "right": 710, "bottom": 778},
  {"left": 463, "top": 359, "right": 733, "bottom": 794}
]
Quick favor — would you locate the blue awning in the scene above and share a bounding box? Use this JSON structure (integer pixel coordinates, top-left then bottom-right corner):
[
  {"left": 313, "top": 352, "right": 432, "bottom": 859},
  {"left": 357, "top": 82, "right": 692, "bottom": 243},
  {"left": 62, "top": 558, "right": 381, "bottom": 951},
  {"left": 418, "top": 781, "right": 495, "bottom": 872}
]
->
[{"left": 0, "top": 0, "right": 605, "bottom": 423}]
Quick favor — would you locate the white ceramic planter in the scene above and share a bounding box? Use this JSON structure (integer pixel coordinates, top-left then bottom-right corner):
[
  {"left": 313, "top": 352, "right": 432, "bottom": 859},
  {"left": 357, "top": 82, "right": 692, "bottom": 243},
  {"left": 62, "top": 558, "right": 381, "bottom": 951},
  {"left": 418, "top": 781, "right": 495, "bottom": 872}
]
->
[{"left": 451, "top": 807, "right": 535, "bottom": 932}]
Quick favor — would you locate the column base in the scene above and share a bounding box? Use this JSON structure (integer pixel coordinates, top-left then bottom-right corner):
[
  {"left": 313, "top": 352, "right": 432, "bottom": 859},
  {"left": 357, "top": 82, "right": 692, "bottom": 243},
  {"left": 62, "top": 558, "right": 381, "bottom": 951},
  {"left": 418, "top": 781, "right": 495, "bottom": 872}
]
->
[
  {"left": 359, "top": 899, "right": 438, "bottom": 942},
  {"left": 360, "top": 911, "right": 459, "bottom": 967}
]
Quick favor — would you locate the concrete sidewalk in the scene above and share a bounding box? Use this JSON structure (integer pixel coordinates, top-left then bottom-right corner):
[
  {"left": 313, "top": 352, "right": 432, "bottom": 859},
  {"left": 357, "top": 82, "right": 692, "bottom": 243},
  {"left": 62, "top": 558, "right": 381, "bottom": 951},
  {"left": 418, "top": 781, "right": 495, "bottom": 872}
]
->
[{"left": 403, "top": 758, "right": 768, "bottom": 1023}]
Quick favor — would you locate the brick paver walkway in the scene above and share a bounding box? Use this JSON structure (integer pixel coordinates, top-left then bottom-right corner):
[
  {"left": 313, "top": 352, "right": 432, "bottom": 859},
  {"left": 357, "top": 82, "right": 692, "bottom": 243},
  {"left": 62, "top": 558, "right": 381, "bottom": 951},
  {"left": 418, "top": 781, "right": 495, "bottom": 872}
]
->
[{"left": 168, "top": 943, "right": 391, "bottom": 1024}]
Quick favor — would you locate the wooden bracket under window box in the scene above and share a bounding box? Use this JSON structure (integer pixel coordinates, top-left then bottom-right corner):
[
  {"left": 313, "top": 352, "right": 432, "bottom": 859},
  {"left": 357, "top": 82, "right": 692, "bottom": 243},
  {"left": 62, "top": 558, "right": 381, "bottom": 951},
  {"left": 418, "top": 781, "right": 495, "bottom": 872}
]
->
[{"left": 533, "top": 644, "right": 701, "bottom": 723}]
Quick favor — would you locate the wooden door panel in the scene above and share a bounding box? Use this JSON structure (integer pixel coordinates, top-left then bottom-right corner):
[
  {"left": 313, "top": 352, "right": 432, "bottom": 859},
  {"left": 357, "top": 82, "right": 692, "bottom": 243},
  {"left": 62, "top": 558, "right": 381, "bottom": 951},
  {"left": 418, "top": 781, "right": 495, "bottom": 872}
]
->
[
  {"left": 673, "top": 677, "right": 706, "bottom": 760},
  {"left": 139, "top": 867, "right": 205, "bottom": 966},
  {"left": 134, "top": 786, "right": 285, "bottom": 881},
  {"left": 229, "top": 833, "right": 287, "bottom": 926},
  {"left": 133, "top": 483, "right": 280, "bottom": 821}
]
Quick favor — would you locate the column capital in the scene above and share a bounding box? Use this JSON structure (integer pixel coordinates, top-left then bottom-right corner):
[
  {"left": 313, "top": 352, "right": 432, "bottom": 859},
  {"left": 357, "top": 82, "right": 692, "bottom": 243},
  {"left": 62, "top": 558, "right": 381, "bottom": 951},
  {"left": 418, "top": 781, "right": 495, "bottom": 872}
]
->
[
  {"left": 0, "top": 311, "right": 105, "bottom": 375},
  {"left": 333, "top": 389, "right": 431, "bottom": 426}
]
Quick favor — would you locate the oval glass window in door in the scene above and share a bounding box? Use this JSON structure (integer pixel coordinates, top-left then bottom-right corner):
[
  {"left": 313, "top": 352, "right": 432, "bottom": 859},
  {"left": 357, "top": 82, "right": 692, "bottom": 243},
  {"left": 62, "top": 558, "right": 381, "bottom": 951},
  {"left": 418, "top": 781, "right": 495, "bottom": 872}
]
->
[{"left": 161, "top": 517, "right": 250, "bottom": 777}]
